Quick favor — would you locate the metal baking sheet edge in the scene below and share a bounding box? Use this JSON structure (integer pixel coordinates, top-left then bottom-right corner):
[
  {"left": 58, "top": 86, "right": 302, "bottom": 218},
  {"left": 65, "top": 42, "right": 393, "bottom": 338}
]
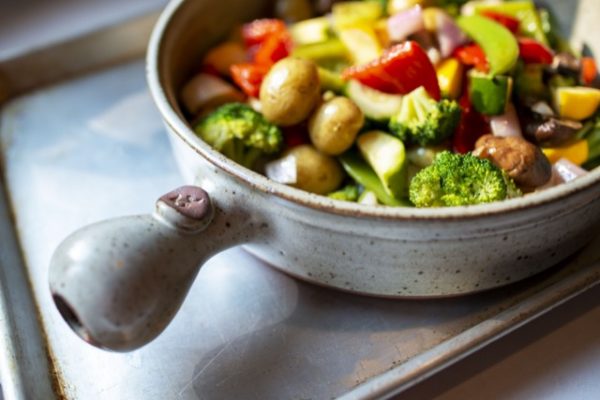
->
[
  {"left": 0, "top": 12, "right": 160, "bottom": 400},
  {"left": 0, "top": 178, "right": 61, "bottom": 400},
  {"left": 0, "top": 10, "right": 599, "bottom": 400},
  {"left": 342, "top": 260, "right": 600, "bottom": 399}
]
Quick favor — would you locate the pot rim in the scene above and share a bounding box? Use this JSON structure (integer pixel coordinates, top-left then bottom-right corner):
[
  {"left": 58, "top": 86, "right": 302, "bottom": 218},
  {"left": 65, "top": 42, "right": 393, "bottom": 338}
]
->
[{"left": 146, "top": 0, "right": 600, "bottom": 221}]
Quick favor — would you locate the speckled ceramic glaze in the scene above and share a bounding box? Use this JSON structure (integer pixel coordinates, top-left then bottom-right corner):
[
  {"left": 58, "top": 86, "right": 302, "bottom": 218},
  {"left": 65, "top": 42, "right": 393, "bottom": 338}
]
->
[
  {"left": 49, "top": 0, "right": 600, "bottom": 351},
  {"left": 149, "top": 0, "right": 600, "bottom": 297}
]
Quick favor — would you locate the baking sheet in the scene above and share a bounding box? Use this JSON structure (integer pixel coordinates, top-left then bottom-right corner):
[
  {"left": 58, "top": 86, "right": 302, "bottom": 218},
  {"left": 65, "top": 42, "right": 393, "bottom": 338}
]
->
[{"left": 0, "top": 9, "right": 599, "bottom": 400}]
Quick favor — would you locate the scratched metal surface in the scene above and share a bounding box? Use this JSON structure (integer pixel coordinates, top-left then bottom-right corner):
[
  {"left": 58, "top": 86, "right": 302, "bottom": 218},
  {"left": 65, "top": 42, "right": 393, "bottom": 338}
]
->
[
  {"left": 0, "top": 0, "right": 599, "bottom": 398},
  {"left": 0, "top": 57, "right": 598, "bottom": 400}
]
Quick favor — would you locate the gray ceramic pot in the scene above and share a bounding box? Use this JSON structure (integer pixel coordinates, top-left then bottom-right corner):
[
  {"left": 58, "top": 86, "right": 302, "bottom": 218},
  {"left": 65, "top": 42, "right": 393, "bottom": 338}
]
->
[{"left": 49, "top": 0, "right": 600, "bottom": 351}]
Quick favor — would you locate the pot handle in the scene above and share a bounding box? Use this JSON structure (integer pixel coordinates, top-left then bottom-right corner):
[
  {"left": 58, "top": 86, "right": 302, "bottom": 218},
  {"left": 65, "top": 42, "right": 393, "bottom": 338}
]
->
[{"left": 49, "top": 186, "right": 241, "bottom": 352}]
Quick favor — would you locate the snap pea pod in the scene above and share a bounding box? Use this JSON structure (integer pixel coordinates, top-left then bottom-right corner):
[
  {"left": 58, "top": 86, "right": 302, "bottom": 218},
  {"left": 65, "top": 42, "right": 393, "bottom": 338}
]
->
[
  {"left": 473, "top": 0, "right": 549, "bottom": 46},
  {"left": 339, "top": 151, "right": 411, "bottom": 207},
  {"left": 457, "top": 15, "right": 519, "bottom": 76}
]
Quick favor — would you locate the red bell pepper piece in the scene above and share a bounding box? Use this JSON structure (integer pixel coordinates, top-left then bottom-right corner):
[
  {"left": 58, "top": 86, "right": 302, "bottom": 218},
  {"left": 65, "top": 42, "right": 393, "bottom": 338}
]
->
[
  {"left": 517, "top": 38, "right": 554, "bottom": 65},
  {"left": 480, "top": 11, "right": 520, "bottom": 34},
  {"left": 283, "top": 124, "right": 309, "bottom": 149},
  {"left": 581, "top": 57, "right": 598, "bottom": 85},
  {"left": 453, "top": 44, "right": 490, "bottom": 73},
  {"left": 230, "top": 63, "right": 270, "bottom": 98},
  {"left": 243, "top": 18, "right": 291, "bottom": 66},
  {"left": 253, "top": 32, "right": 292, "bottom": 66},
  {"left": 453, "top": 90, "right": 489, "bottom": 154},
  {"left": 242, "top": 19, "right": 287, "bottom": 48},
  {"left": 233, "top": 19, "right": 292, "bottom": 96},
  {"left": 341, "top": 41, "right": 441, "bottom": 100}
]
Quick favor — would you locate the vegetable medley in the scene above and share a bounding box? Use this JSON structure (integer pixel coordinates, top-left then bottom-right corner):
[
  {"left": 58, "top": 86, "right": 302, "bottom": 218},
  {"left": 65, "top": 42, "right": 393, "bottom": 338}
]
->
[{"left": 180, "top": 0, "right": 600, "bottom": 208}]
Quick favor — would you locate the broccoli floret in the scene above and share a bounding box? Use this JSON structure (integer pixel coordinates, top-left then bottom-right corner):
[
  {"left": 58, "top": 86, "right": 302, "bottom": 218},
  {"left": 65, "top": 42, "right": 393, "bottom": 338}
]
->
[
  {"left": 409, "top": 151, "right": 521, "bottom": 207},
  {"left": 194, "top": 103, "right": 283, "bottom": 169},
  {"left": 389, "top": 87, "right": 461, "bottom": 146},
  {"left": 503, "top": 171, "right": 523, "bottom": 199}
]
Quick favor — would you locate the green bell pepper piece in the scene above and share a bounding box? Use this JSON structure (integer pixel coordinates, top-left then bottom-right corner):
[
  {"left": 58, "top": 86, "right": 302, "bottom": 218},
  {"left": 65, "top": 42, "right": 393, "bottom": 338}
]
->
[
  {"left": 578, "top": 114, "right": 600, "bottom": 169},
  {"left": 469, "top": 71, "right": 513, "bottom": 116},
  {"left": 457, "top": 15, "right": 519, "bottom": 76}
]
